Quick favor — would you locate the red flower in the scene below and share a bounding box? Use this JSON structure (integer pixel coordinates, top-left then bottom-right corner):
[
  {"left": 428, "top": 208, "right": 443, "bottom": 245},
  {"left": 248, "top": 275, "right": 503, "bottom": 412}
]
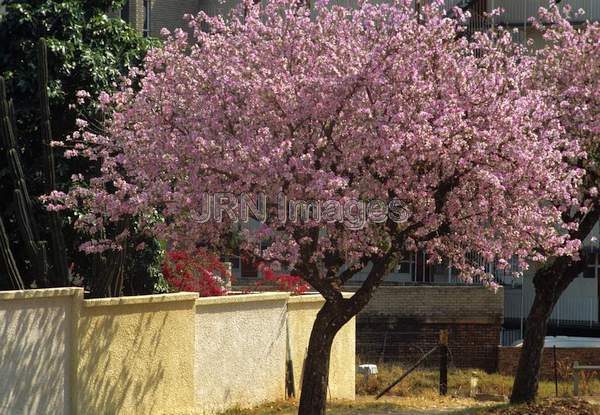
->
[
  {"left": 255, "top": 261, "right": 310, "bottom": 295},
  {"left": 162, "top": 249, "right": 233, "bottom": 297}
]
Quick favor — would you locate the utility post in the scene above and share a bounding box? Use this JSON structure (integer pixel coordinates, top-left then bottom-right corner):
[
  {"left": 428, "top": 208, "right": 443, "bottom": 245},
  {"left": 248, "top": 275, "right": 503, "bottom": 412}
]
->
[{"left": 439, "top": 329, "right": 449, "bottom": 396}]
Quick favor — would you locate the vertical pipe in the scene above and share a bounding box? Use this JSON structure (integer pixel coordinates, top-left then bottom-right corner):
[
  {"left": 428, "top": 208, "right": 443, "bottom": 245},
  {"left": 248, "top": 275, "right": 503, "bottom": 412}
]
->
[
  {"left": 523, "top": 0, "right": 527, "bottom": 43},
  {"left": 285, "top": 317, "right": 296, "bottom": 398},
  {"left": 520, "top": 277, "right": 524, "bottom": 340},
  {"left": 422, "top": 251, "right": 426, "bottom": 282}
]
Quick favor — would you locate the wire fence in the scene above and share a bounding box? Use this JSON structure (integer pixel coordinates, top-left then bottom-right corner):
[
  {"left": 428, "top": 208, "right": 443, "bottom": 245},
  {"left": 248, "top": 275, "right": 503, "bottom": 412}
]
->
[
  {"left": 356, "top": 324, "right": 499, "bottom": 373},
  {"left": 357, "top": 326, "right": 600, "bottom": 398}
]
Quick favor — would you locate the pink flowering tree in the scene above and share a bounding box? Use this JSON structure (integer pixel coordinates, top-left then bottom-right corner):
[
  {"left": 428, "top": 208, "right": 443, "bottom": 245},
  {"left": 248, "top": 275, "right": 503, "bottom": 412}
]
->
[
  {"left": 510, "top": 5, "right": 600, "bottom": 403},
  {"left": 47, "top": 1, "right": 585, "bottom": 412}
]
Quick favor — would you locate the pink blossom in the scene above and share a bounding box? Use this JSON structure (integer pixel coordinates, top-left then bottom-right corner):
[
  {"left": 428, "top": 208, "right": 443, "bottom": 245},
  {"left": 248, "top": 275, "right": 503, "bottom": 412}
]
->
[{"left": 47, "top": 0, "right": 586, "bottom": 287}]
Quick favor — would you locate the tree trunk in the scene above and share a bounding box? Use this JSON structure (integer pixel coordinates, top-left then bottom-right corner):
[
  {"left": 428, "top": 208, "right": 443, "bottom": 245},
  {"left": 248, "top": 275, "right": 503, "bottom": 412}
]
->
[
  {"left": 510, "top": 292, "right": 555, "bottom": 403},
  {"left": 510, "top": 255, "right": 587, "bottom": 403},
  {"left": 296, "top": 250, "right": 395, "bottom": 414},
  {"left": 298, "top": 299, "right": 354, "bottom": 415},
  {"left": 510, "top": 208, "right": 598, "bottom": 403}
]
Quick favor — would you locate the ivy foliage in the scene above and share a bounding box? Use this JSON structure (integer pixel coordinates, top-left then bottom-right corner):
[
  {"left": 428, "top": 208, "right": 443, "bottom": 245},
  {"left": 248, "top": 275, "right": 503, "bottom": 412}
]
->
[{"left": 0, "top": 0, "right": 161, "bottom": 295}]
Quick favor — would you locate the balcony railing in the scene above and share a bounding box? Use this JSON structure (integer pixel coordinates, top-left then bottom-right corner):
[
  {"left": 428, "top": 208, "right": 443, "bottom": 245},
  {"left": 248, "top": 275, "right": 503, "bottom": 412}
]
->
[{"left": 489, "top": 0, "right": 600, "bottom": 26}]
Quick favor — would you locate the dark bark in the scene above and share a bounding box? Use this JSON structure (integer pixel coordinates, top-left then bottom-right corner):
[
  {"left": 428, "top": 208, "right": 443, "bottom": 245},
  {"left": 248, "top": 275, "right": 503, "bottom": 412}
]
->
[
  {"left": 298, "top": 258, "right": 393, "bottom": 414},
  {"left": 298, "top": 301, "right": 342, "bottom": 415},
  {"left": 510, "top": 259, "right": 585, "bottom": 403},
  {"left": 298, "top": 297, "right": 370, "bottom": 414},
  {"left": 510, "top": 286, "right": 556, "bottom": 403},
  {"left": 296, "top": 171, "right": 460, "bottom": 413},
  {"left": 510, "top": 208, "right": 598, "bottom": 403}
]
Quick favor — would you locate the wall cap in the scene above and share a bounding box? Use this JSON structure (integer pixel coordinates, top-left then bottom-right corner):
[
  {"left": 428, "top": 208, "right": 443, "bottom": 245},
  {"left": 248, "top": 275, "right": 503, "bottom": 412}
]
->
[
  {"left": 345, "top": 284, "right": 503, "bottom": 291},
  {"left": 195, "top": 292, "right": 289, "bottom": 306},
  {"left": 84, "top": 292, "right": 198, "bottom": 307},
  {"left": 287, "top": 292, "right": 354, "bottom": 304},
  {"left": 0, "top": 287, "right": 83, "bottom": 300}
]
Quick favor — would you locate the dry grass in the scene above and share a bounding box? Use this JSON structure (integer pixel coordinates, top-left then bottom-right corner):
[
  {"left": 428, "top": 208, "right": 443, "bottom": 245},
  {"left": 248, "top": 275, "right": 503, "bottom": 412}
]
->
[
  {"left": 484, "top": 398, "right": 600, "bottom": 415},
  {"left": 356, "top": 364, "right": 600, "bottom": 399},
  {"left": 212, "top": 397, "right": 600, "bottom": 415},
  {"left": 171, "top": 365, "right": 600, "bottom": 414},
  {"left": 215, "top": 396, "right": 494, "bottom": 415}
]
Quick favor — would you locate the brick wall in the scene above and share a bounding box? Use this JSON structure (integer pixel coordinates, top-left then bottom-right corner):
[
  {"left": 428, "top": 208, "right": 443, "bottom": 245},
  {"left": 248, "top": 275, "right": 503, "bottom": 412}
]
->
[
  {"left": 127, "top": 0, "right": 146, "bottom": 34},
  {"left": 355, "top": 285, "right": 503, "bottom": 372},
  {"left": 360, "top": 285, "right": 504, "bottom": 321},
  {"left": 498, "top": 346, "right": 600, "bottom": 379}
]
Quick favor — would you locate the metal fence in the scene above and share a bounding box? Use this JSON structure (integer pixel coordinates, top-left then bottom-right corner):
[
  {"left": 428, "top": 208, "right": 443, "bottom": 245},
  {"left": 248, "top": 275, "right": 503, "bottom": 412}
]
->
[
  {"left": 500, "top": 328, "right": 522, "bottom": 346},
  {"left": 490, "top": 0, "right": 600, "bottom": 25},
  {"left": 504, "top": 289, "right": 599, "bottom": 327},
  {"left": 356, "top": 324, "right": 500, "bottom": 372}
]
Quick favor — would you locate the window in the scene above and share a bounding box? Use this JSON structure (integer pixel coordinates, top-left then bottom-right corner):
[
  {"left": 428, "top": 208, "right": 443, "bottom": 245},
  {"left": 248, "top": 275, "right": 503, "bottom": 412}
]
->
[
  {"left": 398, "top": 252, "right": 415, "bottom": 278},
  {"left": 583, "top": 252, "right": 598, "bottom": 279},
  {"left": 121, "top": 0, "right": 130, "bottom": 22},
  {"left": 143, "top": 0, "right": 150, "bottom": 37},
  {"left": 494, "top": 255, "right": 522, "bottom": 285},
  {"left": 398, "top": 261, "right": 411, "bottom": 274}
]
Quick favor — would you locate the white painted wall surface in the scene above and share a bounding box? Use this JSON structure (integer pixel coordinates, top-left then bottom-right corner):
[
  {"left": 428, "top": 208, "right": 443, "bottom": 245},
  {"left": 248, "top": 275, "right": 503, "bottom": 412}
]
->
[
  {"left": 0, "top": 289, "right": 79, "bottom": 415},
  {"left": 194, "top": 293, "right": 289, "bottom": 414}
]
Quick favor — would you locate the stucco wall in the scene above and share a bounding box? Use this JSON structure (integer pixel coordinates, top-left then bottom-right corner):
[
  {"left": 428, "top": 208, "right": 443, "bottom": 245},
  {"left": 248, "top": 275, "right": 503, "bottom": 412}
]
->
[
  {"left": 0, "top": 288, "right": 80, "bottom": 415},
  {"left": 76, "top": 293, "right": 198, "bottom": 415},
  {"left": 287, "top": 295, "right": 356, "bottom": 401},
  {"left": 0, "top": 288, "right": 356, "bottom": 414},
  {"left": 194, "top": 293, "right": 288, "bottom": 413}
]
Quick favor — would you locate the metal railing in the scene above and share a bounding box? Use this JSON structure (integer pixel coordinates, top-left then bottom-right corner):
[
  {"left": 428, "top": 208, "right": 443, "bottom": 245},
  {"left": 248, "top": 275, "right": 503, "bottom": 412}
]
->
[
  {"left": 490, "top": 0, "right": 600, "bottom": 26},
  {"left": 500, "top": 328, "right": 522, "bottom": 346},
  {"left": 504, "top": 288, "right": 599, "bottom": 326}
]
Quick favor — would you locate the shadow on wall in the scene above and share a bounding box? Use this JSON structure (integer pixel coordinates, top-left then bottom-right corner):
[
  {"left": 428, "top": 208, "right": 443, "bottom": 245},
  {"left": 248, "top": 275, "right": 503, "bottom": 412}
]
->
[
  {"left": 0, "top": 291, "right": 354, "bottom": 414},
  {"left": 76, "top": 300, "right": 195, "bottom": 414},
  {"left": 0, "top": 297, "right": 70, "bottom": 414}
]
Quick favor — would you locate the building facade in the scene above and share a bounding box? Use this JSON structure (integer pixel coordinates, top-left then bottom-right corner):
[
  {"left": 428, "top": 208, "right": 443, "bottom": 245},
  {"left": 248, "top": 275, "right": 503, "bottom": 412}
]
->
[{"left": 117, "top": 0, "right": 600, "bottom": 40}]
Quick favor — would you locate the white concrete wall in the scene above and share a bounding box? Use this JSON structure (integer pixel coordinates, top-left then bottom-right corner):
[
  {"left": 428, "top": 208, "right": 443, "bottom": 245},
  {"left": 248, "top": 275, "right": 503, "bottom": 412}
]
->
[
  {"left": 287, "top": 295, "right": 356, "bottom": 401},
  {"left": 0, "top": 288, "right": 80, "bottom": 415},
  {"left": 194, "top": 293, "right": 289, "bottom": 414},
  {"left": 0, "top": 289, "right": 356, "bottom": 414}
]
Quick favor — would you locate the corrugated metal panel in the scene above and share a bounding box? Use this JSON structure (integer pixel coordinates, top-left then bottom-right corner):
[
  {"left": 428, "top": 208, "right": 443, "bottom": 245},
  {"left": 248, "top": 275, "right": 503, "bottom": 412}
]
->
[
  {"left": 490, "top": 0, "right": 600, "bottom": 25},
  {"left": 196, "top": 0, "right": 600, "bottom": 22}
]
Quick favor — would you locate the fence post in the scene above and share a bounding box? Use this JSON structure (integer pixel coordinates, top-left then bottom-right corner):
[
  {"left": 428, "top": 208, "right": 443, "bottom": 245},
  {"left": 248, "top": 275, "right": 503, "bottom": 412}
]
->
[
  {"left": 439, "top": 329, "right": 448, "bottom": 396},
  {"left": 553, "top": 345, "right": 558, "bottom": 397},
  {"left": 573, "top": 361, "right": 579, "bottom": 396}
]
